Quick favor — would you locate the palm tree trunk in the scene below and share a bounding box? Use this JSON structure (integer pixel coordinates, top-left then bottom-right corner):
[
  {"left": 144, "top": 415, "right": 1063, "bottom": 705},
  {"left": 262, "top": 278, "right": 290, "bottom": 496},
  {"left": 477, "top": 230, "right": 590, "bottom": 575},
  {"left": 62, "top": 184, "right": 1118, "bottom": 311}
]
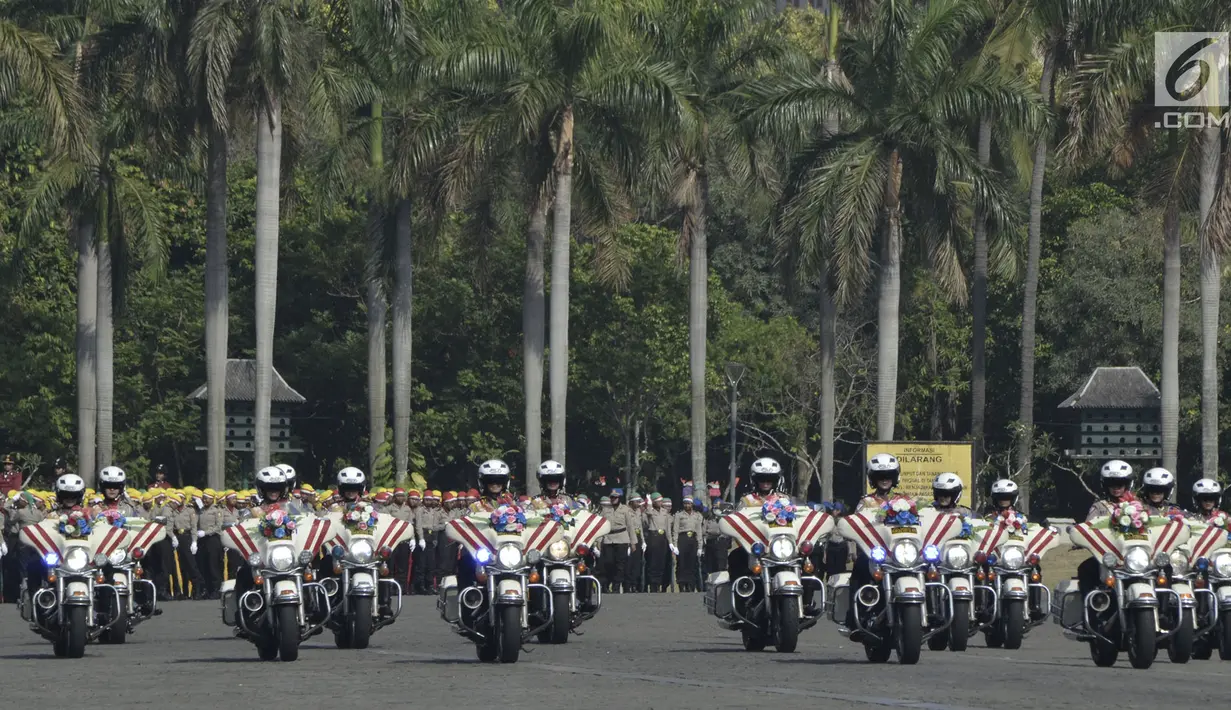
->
[
  {"left": 76, "top": 214, "right": 98, "bottom": 485},
  {"left": 1161, "top": 197, "right": 1180, "bottom": 475},
  {"left": 96, "top": 230, "right": 113, "bottom": 468},
  {"left": 392, "top": 198, "right": 413, "bottom": 486},
  {"left": 1198, "top": 125, "right": 1220, "bottom": 479},
  {"left": 367, "top": 100, "right": 387, "bottom": 475},
  {"left": 253, "top": 98, "right": 282, "bottom": 473},
  {"left": 970, "top": 116, "right": 991, "bottom": 469},
  {"left": 875, "top": 150, "right": 903, "bottom": 441},
  {"left": 1015, "top": 54, "right": 1054, "bottom": 514},
  {"left": 524, "top": 192, "right": 548, "bottom": 496},
  {"left": 205, "top": 121, "right": 229, "bottom": 490},
  {"left": 818, "top": 50, "right": 840, "bottom": 504},
  {"left": 688, "top": 170, "right": 709, "bottom": 498},
  {"left": 549, "top": 106, "right": 575, "bottom": 469},
  {"left": 366, "top": 201, "right": 387, "bottom": 474}
]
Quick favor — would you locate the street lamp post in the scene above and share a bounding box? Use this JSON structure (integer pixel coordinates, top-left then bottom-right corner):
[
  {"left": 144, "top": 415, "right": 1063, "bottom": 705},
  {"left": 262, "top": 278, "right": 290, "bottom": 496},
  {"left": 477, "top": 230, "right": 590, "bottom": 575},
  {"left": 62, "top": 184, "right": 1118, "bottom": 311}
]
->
[{"left": 725, "top": 362, "right": 746, "bottom": 503}]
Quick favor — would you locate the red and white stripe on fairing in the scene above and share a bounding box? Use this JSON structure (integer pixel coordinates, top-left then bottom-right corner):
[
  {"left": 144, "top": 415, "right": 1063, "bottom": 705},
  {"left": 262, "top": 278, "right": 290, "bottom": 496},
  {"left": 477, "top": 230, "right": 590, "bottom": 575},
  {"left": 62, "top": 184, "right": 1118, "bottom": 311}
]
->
[
  {"left": 1071, "top": 523, "right": 1120, "bottom": 560},
  {"left": 923, "top": 513, "right": 959, "bottom": 548},
  {"left": 724, "top": 512, "right": 769, "bottom": 548},
  {"left": 21, "top": 523, "right": 60, "bottom": 558},
  {"left": 1152, "top": 519, "right": 1185, "bottom": 555},
  {"left": 377, "top": 519, "right": 411, "bottom": 550},
  {"left": 842, "top": 513, "right": 887, "bottom": 553},
  {"left": 525, "top": 520, "right": 560, "bottom": 552},
  {"left": 301, "top": 518, "right": 334, "bottom": 556},
  {"left": 977, "top": 522, "right": 1007, "bottom": 556},
  {"left": 571, "top": 513, "right": 606, "bottom": 550},
  {"left": 128, "top": 522, "right": 164, "bottom": 554},
  {"left": 1189, "top": 524, "right": 1227, "bottom": 561},
  {"left": 1024, "top": 526, "right": 1058, "bottom": 558},
  {"left": 96, "top": 525, "right": 130, "bottom": 558},
  {"left": 451, "top": 517, "right": 495, "bottom": 555},
  {"left": 796, "top": 511, "right": 831, "bottom": 545},
  {"left": 225, "top": 524, "right": 259, "bottom": 559}
]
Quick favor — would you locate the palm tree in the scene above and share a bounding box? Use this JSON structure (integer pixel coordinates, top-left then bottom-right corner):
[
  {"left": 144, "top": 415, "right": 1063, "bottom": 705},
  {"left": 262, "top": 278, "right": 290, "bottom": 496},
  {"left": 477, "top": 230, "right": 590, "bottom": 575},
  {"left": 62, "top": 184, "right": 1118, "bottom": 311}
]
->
[{"left": 749, "top": 0, "right": 1037, "bottom": 443}]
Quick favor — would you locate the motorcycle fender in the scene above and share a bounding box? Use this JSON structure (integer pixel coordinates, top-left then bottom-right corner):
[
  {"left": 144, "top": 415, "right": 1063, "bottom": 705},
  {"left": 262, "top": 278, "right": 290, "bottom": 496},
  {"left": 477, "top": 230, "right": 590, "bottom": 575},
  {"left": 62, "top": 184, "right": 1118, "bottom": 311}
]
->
[
  {"left": 548, "top": 567, "right": 573, "bottom": 592},
  {"left": 1000, "top": 575, "right": 1028, "bottom": 600},
  {"left": 1170, "top": 581, "right": 1196, "bottom": 610},
  {"left": 273, "top": 579, "right": 300, "bottom": 604},
  {"left": 1215, "top": 583, "right": 1231, "bottom": 610},
  {"left": 1124, "top": 581, "right": 1158, "bottom": 608},
  {"left": 496, "top": 578, "right": 525, "bottom": 606},
  {"left": 112, "top": 572, "right": 129, "bottom": 589},
  {"left": 771, "top": 570, "right": 804, "bottom": 596},
  {"left": 349, "top": 571, "right": 376, "bottom": 597},
  {"left": 891, "top": 575, "right": 924, "bottom": 603},
  {"left": 947, "top": 575, "right": 973, "bottom": 600},
  {"left": 64, "top": 580, "right": 92, "bottom": 606}
]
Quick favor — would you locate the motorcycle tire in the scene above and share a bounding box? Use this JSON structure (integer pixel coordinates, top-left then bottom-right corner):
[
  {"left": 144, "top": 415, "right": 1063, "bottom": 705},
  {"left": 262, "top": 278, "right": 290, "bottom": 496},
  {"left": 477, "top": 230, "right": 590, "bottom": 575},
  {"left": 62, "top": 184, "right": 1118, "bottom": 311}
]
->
[
  {"left": 1219, "top": 612, "right": 1231, "bottom": 661},
  {"left": 65, "top": 605, "right": 87, "bottom": 659},
  {"left": 333, "top": 627, "right": 352, "bottom": 649},
  {"left": 477, "top": 637, "right": 499, "bottom": 662},
  {"left": 547, "top": 592, "right": 570, "bottom": 644},
  {"left": 258, "top": 637, "right": 279, "bottom": 661},
  {"left": 1127, "top": 607, "right": 1156, "bottom": 669},
  {"left": 1167, "top": 607, "right": 1193, "bottom": 664},
  {"left": 1089, "top": 637, "right": 1118, "bottom": 666},
  {"left": 1003, "top": 599, "right": 1025, "bottom": 650},
  {"left": 277, "top": 605, "right": 300, "bottom": 662},
  {"left": 776, "top": 596, "right": 799, "bottom": 653},
  {"left": 895, "top": 604, "right": 923, "bottom": 665},
  {"left": 948, "top": 600, "right": 970, "bottom": 652},
  {"left": 741, "top": 626, "right": 767, "bottom": 652},
  {"left": 864, "top": 639, "right": 892, "bottom": 663},
  {"left": 1192, "top": 639, "right": 1212, "bottom": 660},
  {"left": 100, "top": 597, "right": 128, "bottom": 645},
  {"left": 350, "top": 597, "right": 374, "bottom": 650},
  {"left": 928, "top": 630, "right": 948, "bottom": 651},
  {"left": 984, "top": 624, "right": 1004, "bottom": 648},
  {"left": 497, "top": 605, "right": 521, "bottom": 663}
]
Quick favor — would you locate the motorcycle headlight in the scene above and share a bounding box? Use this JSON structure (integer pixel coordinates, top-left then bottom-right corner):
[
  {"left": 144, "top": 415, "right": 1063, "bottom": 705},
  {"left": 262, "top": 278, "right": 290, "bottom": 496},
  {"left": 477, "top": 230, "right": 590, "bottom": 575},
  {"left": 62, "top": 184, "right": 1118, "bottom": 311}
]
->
[
  {"left": 1000, "top": 546, "right": 1025, "bottom": 570},
  {"left": 1170, "top": 550, "right": 1190, "bottom": 575},
  {"left": 1213, "top": 551, "right": 1231, "bottom": 578},
  {"left": 547, "top": 540, "right": 570, "bottom": 561},
  {"left": 893, "top": 540, "right": 919, "bottom": 567},
  {"left": 1124, "top": 546, "right": 1150, "bottom": 574},
  {"left": 770, "top": 536, "right": 797, "bottom": 561},
  {"left": 350, "top": 539, "right": 374, "bottom": 564},
  {"left": 944, "top": 545, "right": 970, "bottom": 569},
  {"left": 248, "top": 552, "right": 262, "bottom": 567},
  {"left": 268, "top": 544, "right": 295, "bottom": 572},
  {"left": 497, "top": 544, "right": 524, "bottom": 569},
  {"left": 108, "top": 549, "right": 128, "bottom": 566},
  {"left": 64, "top": 547, "right": 90, "bottom": 572}
]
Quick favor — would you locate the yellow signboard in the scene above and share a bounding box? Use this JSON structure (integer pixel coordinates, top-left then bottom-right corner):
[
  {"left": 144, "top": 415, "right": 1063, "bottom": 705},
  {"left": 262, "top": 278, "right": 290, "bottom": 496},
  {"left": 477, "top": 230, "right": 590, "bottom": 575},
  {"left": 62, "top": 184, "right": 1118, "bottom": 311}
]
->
[{"left": 864, "top": 441, "right": 973, "bottom": 503}]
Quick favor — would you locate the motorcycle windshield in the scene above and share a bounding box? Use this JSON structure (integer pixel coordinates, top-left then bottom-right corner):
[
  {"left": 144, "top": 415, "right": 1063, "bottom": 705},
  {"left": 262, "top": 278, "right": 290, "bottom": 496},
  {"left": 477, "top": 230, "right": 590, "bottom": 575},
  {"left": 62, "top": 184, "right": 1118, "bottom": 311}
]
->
[
  {"left": 839, "top": 507, "right": 962, "bottom": 559},
  {"left": 1069, "top": 516, "right": 1191, "bottom": 563},
  {"left": 221, "top": 513, "right": 339, "bottom": 564},
  {"left": 719, "top": 504, "right": 835, "bottom": 553},
  {"left": 977, "top": 518, "right": 1061, "bottom": 562},
  {"left": 447, "top": 507, "right": 564, "bottom": 558}
]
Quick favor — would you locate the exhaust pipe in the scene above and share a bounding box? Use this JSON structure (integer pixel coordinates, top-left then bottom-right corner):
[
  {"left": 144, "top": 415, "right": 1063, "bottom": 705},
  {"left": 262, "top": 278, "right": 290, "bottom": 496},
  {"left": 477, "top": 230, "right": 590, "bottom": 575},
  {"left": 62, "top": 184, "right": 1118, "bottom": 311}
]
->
[
  {"left": 241, "top": 591, "right": 266, "bottom": 613},
  {"left": 733, "top": 577, "right": 757, "bottom": 598},
  {"left": 856, "top": 585, "right": 881, "bottom": 608},
  {"left": 1088, "top": 590, "right": 1111, "bottom": 613},
  {"left": 34, "top": 589, "right": 58, "bottom": 611},
  {"left": 460, "top": 587, "right": 485, "bottom": 610}
]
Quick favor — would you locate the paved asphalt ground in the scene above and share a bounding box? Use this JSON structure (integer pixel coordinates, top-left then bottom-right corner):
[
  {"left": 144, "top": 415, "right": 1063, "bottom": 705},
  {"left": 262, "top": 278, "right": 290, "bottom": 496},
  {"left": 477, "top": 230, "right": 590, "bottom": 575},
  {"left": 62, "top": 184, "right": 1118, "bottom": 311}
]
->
[{"left": 2, "top": 594, "right": 1225, "bottom": 709}]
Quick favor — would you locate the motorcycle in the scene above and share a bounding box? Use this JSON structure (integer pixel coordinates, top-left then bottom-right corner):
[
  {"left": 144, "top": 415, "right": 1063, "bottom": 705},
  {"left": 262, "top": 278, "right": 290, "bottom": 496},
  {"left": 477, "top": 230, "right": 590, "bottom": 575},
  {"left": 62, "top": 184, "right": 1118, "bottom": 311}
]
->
[
  {"left": 973, "top": 512, "right": 1061, "bottom": 649},
  {"left": 1052, "top": 504, "right": 1191, "bottom": 669},
  {"left": 320, "top": 503, "right": 414, "bottom": 649},
  {"left": 17, "top": 509, "right": 134, "bottom": 657},
  {"left": 530, "top": 503, "right": 610, "bottom": 644},
  {"left": 1172, "top": 516, "right": 1229, "bottom": 661},
  {"left": 703, "top": 496, "right": 834, "bottom": 653},
  {"left": 97, "top": 516, "right": 168, "bottom": 644},
  {"left": 926, "top": 515, "right": 990, "bottom": 652},
  {"left": 438, "top": 502, "right": 564, "bottom": 663},
  {"left": 828, "top": 498, "right": 963, "bottom": 664},
  {"left": 219, "top": 510, "right": 338, "bottom": 661}
]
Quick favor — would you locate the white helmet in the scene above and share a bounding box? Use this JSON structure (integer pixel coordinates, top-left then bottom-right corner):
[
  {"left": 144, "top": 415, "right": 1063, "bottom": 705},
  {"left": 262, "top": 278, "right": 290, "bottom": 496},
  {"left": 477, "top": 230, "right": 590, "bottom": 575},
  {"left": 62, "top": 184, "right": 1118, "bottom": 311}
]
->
[
  {"left": 537, "top": 460, "right": 565, "bottom": 482},
  {"left": 932, "top": 472, "right": 963, "bottom": 504},
  {"left": 257, "top": 466, "right": 287, "bottom": 485},
  {"left": 750, "top": 457, "right": 782, "bottom": 491},
  {"left": 478, "top": 459, "right": 511, "bottom": 487},
  {"left": 1193, "top": 478, "right": 1223, "bottom": 503},
  {"left": 1100, "top": 459, "right": 1133, "bottom": 482},
  {"left": 867, "top": 453, "right": 900, "bottom": 486},
  {"left": 99, "top": 466, "right": 126, "bottom": 487},
  {"left": 56, "top": 473, "right": 86, "bottom": 494},
  {"left": 277, "top": 463, "right": 297, "bottom": 484},
  {"left": 336, "top": 466, "right": 366, "bottom": 490},
  {"left": 990, "top": 479, "right": 1019, "bottom": 507},
  {"left": 1141, "top": 467, "right": 1175, "bottom": 496}
]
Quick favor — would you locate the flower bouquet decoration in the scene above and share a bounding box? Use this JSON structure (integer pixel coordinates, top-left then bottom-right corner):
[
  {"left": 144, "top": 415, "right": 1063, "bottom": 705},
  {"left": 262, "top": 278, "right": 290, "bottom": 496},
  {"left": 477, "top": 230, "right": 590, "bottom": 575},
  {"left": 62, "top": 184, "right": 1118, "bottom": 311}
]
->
[
  {"left": 342, "top": 502, "right": 380, "bottom": 534},
  {"left": 820, "top": 500, "right": 846, "bottom": 516},
  {"left": 956, "top": 515, "right": 975, "bottom": 540},
  {"left": 881, "top": 496, "right": 919, "bottom": 526},
  {"left": 1109, "top": 500, "right": 1149, "bottom": 535},
  {"left": 543, "top": 502, "right": 576, "bottom": 529},
  {"left": 761, "top": 495, "right": 796, "bottom": 527},
  {"left": 58, "top": 507, "right": 92, "bottom": 539},
  {"left": 258, "top": 508, "right": 298, "bottom": 540},
  {"left": 996, "top": 509, "right": 1028, "bottom": 536},
  {"left": 491, "top": 504, "right": 527, "bottom": 534},
  {"left": 96, "top": 508, "right": 127, "bottom": 529}
]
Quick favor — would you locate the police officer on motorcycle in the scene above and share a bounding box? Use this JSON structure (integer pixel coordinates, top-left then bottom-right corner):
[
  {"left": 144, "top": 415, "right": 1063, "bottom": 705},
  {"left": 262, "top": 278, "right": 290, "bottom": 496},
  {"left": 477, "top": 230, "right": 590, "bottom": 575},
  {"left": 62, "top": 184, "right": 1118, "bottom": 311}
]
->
[
  {"left": 1078, "top": 460, "right": 1137, "bottom": 597},
  {"left": 929, "top": 473, "right": 971, "bottom": 517},
  {"left": 97, "top": 466, "right": 138, "bottom": 517},
  {"left": 1189, "top": 479, "right": 1224, "bottom": 521},
  {"left": 534, "top": 460, "right": 574, "bottom": 508},
  {"left": 1139, "top": 467, "right": 1182, "bottom": 518}
]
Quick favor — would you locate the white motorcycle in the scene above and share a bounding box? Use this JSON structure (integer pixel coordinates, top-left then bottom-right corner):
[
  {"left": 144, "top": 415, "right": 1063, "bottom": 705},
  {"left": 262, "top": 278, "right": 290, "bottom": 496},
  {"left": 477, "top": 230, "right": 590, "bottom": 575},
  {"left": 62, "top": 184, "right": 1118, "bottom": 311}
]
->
[
  {"left": 974, "top": 512, "right": 1061, "bottom": 649},
  {"left": 828, "top": 498, "right": 963, "bottom": 664},
  {"left": 97, "top": 516, "right": 168, "bottom": 644},
  {"left": 18, "top": 510, "right": 133, "bottom": 657},
  {"left": 320, "top": 503, "right": 414, "bottom": 649},
  {"left": 703, "top": 497, "right": 834, "bottom": 652},
  {"left": 927, "top": 515, "right": 990, "bottom": 652},
  {"left": 1173, "top": 516, "right": 1228, "bottom": 661},
  {"left": 438, "top": 503, "right": 564, "bottom": 663},
  {"left": 220, "top": 510, "right": 338, "bottom": 661},
  {"left": 1053, "top": 505, "right": 1191, "bottom": 669},
  {"left": 531, "top": 504, "right": 609, "bottom": 643}
]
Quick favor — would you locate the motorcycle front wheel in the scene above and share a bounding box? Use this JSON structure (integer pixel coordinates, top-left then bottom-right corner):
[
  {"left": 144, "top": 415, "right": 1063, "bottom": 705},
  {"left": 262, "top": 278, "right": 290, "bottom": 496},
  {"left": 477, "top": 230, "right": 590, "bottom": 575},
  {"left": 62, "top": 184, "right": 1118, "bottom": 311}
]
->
[
  {"left": 547, "top": 592, "right": 570, "bottom": 644},
  {"left": 100, "top": 595, "right": 128, "bottom": 645},
  {"left": 741, "top": 626, "right": 767, "bottom": 651},
  {"left": 277, "top": 605, "right": 300, "bottom": 662},
  {"left": 895, "top": 604, "right": 923, "bottom": 665},
  {"left": 497, "top": 605, "right": 521, "bottom": 663},
  {"left": 948, "top": 600, "right": 971, "bottom": 652},
  {"left": 1127, "top": 607, "right": 1157, "bottom": 669},
  {"left": 1003, "top": 599, "right": 1025, "bottom": 650},
  {"left": 1167, "top": 607, "right": 1193, "bottom": 664},
  {"left": 350, "top": 597, "right": 374, "bottom": 650},
  {"left": 1219, "top": 612, "right": 1231, "bottom": 661},
  {"left": 776, "top": 596, "right": 800, "bottom": 653},
  {"left": 64, "top": 605, "right": 87, "bottom": 658}
]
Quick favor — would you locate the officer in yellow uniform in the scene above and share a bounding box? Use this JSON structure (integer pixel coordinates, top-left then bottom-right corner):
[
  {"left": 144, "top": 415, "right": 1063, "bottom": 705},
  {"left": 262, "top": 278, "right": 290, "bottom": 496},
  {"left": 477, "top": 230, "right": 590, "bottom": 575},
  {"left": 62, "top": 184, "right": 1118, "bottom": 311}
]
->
[
  {"left": 197, "top": 490, "right": 225, "bottom": 599},
  {"left": 625, "top": 494, "right": 645, "bottom": 593},
  {"left": 170, "top": 492, "right": 204, "bottom": 599},
  {"left": 643, "top": 493, "right": 673, "bottom": 593},
  {"left": 673, "top": 497, "right": 704, "bottom": 592},
  {"left": 386, "top": 488, "right": 416, "bottom": 594}
]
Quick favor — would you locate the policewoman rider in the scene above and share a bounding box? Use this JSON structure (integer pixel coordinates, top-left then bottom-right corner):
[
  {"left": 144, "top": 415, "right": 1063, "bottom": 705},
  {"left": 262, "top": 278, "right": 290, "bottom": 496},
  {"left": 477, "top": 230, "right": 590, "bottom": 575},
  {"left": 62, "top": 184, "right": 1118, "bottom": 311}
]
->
[
  {"left": 455, "top": 459, "right": 514, "bottom": 598},
  {"left": 726, "top": 457, "right": 789, "bottom": 576},
  {"left": 844, "top": 453, "right": 903, "bottom": 639}
]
